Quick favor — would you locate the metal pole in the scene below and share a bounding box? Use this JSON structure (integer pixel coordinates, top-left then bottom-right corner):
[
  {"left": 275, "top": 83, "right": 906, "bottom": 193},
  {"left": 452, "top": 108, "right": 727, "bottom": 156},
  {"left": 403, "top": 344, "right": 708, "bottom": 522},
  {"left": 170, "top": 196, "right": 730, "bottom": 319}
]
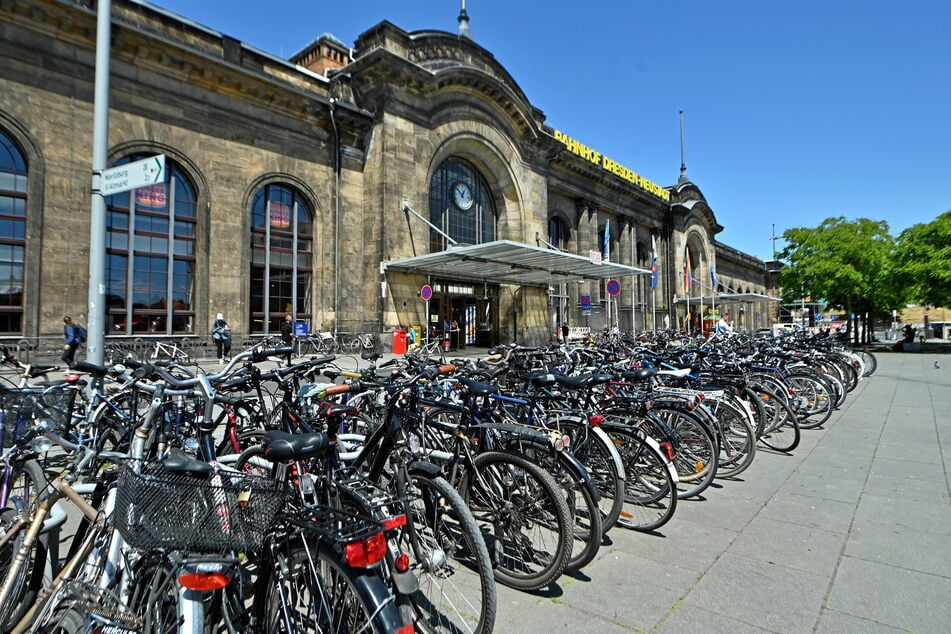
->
[
  {"left": 329, "top": 98, "right": 340, "bottom": 340},
  {"left": 86, "top": 0, "right": 112, "bottom": 365}
]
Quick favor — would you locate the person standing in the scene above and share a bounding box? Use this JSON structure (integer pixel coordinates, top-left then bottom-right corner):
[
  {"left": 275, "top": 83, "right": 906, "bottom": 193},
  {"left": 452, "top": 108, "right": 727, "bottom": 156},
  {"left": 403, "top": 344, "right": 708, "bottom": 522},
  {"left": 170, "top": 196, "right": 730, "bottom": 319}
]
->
[
  {"left": 61, "top": 315, "right": 82, "bottom": 367},
  {"left": 280, "top": 313, "right": 294, "bottom": 365},
  {"left": 211, "top": 312, "right": 232, "bottom": 363}
]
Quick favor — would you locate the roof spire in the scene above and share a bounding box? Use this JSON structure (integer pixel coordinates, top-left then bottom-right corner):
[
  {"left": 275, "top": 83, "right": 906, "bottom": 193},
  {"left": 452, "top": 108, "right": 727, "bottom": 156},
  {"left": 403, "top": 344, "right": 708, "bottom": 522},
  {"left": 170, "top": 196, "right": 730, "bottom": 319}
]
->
[
  {"left": 678, "top": 109, "right": 690, "bottom": 184},
  {"left": 458, "top": 0, "right": 473, "bottom": 39}
]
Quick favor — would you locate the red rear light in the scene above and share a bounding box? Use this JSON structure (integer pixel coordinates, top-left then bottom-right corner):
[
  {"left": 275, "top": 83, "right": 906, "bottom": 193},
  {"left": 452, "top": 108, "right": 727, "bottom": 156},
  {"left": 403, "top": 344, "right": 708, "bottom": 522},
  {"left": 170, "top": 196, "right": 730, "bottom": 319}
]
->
[
  {"left": 381, "top": 514, "right": 407, "bottom": 532},
  {"left": 64, "top": 374, "right": 81, "bottom": 383},
  {"left": 395, "top": 552, "right": 411, "bottom": 573},
  {"left": 660, "top": 441, "right": 675, "bottom": 461},
  {"left": 588, "top": 414, "right": 604, "bottom": 427},
  {"left": 178, "top": 571, "right": 231, "bottom": 591},
  {"left": 344, "top": 531, "right": 387, "bottom": 568},
  {"left": 394, "top": 625, "right": 415, "bottom": 634}
]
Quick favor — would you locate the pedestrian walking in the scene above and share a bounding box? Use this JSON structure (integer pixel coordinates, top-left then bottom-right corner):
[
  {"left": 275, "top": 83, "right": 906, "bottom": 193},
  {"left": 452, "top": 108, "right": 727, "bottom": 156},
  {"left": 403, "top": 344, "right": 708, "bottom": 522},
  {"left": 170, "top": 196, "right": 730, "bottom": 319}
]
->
[{"left": 61, "top": 315, "right": 83, "bottom": 367}]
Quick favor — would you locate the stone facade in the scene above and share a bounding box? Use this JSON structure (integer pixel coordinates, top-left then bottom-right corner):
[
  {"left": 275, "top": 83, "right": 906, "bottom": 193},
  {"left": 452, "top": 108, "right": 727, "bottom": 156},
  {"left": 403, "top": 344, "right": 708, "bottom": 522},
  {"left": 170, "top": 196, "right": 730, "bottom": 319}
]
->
[{"left": 0, "top": 0, "right": 776, "bottom": 348}]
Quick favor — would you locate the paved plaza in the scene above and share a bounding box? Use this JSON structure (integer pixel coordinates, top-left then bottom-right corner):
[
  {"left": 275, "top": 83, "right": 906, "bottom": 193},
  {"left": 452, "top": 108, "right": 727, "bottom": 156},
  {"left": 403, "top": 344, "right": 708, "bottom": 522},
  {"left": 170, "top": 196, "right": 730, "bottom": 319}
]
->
[{"left": 490, "top": 351, "right": 951, "bottom": 633}]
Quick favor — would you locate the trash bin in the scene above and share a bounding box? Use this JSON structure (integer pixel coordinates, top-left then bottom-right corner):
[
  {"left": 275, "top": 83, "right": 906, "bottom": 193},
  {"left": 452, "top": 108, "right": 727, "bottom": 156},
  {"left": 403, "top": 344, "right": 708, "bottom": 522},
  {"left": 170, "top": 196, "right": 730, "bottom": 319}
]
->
[{"left": 392, "top": 329, "right": 408, "bottom": 355}]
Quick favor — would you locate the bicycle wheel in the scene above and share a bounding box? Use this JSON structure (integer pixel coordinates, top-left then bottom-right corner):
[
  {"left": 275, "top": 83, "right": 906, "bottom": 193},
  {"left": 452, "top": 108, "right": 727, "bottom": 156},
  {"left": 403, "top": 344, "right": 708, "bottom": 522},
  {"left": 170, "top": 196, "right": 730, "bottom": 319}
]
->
[
  {"left": 854, "top": 349, "right": 877, "bottom": 376},
  {"left": 754, "top": 385, "right": 801, "bottom": 453},
  {"left": 125, "top": 553, "right": 181, "bottom": 633},
  {"left": 498, "top": 439, "right": 603, "bottom": 573},
  {"left": 461, "top": 450, "right": 572, "bottom": 591},
  {"left": 711, "top": 400, "right": 758, "bottom": 478},
  {"left": 786, "top": 373, "right": 834, "bottom": 429},
  {"left": 600, "top": 425, "right": 678, "bottom": 532},
  {"left": 400, "top": 473, "right": 497, "bottom": 633},
  {"left": 649, "top": 404, "right": 719, "bottom": 499},
  {"left": 554, "top": 420, "right": 625, "bottom": 533},
  {"left": 257, "top": 537, "right": 405, "bottom": 633}
]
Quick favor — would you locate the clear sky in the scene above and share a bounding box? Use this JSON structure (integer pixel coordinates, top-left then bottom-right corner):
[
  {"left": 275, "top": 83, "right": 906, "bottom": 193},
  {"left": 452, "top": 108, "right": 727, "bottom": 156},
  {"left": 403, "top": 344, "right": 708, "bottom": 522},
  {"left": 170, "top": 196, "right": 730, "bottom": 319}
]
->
[{"left": 146, "top": 0, "right": 951, "bottom": 261}]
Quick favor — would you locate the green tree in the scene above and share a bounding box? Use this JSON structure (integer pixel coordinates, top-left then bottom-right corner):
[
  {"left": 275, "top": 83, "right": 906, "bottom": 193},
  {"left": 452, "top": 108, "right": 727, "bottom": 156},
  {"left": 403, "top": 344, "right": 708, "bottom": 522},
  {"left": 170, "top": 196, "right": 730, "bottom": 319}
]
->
[
  {"left": 778, "top": 217, "right": 901, "bottom": 343},
  {"left": 893, "top": 211, "right": 951, "bottom": 308}
]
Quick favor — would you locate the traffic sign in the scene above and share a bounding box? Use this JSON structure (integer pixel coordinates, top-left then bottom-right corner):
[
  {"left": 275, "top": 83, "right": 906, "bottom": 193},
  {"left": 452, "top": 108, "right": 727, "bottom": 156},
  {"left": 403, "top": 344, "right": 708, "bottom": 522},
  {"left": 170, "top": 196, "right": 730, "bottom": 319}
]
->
[
  {"left": 606, "top": 279, "right": 621, "bottom": 296},
  {"left": 815, "top": 313, "right": 823, "bottom": 321},
  {"left": 580, "top": 295, "right": 591, "bottom": 315},
  {"left": 98, "top": 154, "right": 165, "bottom": 195},
  {"left": 830, "top": 314, "right": 837, "bottom": 321},
  {"left": 420, "top": 285, "right": 433, "bottom": 301}
]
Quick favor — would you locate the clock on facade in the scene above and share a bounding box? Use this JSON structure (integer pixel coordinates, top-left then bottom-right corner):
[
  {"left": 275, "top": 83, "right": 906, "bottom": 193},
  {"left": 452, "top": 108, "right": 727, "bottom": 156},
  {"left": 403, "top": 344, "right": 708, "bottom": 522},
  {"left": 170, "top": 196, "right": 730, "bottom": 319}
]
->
[{"left": 452, "top": 181, "right": 474, "bottom": 210}]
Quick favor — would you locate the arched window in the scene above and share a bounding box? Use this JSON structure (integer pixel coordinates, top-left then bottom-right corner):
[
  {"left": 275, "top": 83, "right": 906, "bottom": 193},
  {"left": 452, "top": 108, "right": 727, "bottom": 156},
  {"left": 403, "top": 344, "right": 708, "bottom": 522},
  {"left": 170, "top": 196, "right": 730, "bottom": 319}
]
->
[
  {"left": 0, "top": 131, "right": 26, "bottom": 334},
  {"left": 429, "top": 158, "right": 496, "bottom": 251},
  {"left": 106, "top": 154, "right": 197, "bottom": 334},
  {"left": 249, "top": 183, "right": 313, "bottom": 333}
]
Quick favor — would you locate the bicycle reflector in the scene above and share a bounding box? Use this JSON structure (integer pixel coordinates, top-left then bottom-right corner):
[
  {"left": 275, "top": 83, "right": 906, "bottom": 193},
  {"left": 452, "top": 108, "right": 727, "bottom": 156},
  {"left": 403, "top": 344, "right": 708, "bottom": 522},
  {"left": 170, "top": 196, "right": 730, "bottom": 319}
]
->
[
  {"left": 178, "top": 571, "right": 232, "bottom": 591},
  {"left": 64, "top": 373, "right": 82, "bottom": 383},
  {"left": 395, "top": 552, "right": 411, "bottom": 573},
  {"left": 381, "top": 514, "right": 407, "bottom": 532},
  {"left": 588, "top": 414, "right": 604, "bottom": 427},
  {"left": 660, "top": 441, "right": 675, "bottom": 461},
  {"left": 344, "top": 531, "right": 388, "bottom": 568}
]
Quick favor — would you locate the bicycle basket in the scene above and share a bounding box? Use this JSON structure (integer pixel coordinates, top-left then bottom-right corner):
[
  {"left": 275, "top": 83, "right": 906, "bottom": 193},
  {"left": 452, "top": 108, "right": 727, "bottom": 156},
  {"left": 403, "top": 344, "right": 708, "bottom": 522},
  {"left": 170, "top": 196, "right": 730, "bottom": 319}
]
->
[
  {"left": 112, "top": 460, "right": 286, "bottom": 553},
  {"left": 0, "top": 387, "right": 77, "bottom": 448}
]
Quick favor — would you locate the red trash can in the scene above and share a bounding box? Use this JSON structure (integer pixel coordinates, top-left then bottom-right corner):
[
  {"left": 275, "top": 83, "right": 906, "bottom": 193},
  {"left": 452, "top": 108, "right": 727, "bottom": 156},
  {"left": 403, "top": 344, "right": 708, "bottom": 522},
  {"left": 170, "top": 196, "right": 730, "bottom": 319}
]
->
[{"left": 392, "top": 329, "right": 408, "bottom": 354}]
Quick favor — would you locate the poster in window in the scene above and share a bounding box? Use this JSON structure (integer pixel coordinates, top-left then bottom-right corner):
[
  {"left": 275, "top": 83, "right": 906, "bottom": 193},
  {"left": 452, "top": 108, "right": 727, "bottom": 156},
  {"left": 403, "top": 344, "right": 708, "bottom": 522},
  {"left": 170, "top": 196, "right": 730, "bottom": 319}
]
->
[
  {"left": 136, "top": 183, "right": 167, "bottom": 209},
  {"left": 268, "top": 201, "right": 290, "bottom": 228}
]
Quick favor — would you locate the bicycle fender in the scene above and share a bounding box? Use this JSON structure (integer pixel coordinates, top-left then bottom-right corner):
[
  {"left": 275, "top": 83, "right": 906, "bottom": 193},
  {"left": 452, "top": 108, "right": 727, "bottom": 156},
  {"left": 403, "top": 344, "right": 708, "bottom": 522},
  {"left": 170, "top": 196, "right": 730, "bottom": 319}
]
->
[
  {"left": 408, "top": 461, "right": 442, "bottom": 479},
  {"left": 590, "top": 425, "right": 626, "bottom": 481}
]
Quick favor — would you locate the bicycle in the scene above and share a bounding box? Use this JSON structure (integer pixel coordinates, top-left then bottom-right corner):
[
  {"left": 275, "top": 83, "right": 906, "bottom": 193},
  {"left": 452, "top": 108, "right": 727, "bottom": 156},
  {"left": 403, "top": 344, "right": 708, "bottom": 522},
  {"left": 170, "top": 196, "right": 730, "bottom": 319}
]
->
[{"left": 145, "top": 340, "right": 191, "bottom": 364}]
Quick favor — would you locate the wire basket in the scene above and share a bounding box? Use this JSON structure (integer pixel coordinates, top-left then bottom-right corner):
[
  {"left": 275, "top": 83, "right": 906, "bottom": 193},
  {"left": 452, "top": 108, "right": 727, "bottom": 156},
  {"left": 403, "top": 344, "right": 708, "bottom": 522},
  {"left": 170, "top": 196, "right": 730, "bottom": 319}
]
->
[
  {"left": 0, "top": 387, "right": 77, "bottom": 448},
  {"left": 112, "top": 460, "right": 286, "bottom": 553}
]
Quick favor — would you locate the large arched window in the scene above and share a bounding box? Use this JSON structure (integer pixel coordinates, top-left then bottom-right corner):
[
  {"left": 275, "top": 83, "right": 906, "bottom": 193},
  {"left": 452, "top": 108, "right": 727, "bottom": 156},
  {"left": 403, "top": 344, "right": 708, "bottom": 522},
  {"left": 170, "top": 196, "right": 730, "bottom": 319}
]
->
[
  {"left": 0, "top": 131, "right": 26, "bottom": 334},
  {"left": 105, "top": 154, "right": 197, "bottom": 334},
  {"left": 249, "top": 184, "right": 313, "bottom": 333},
  {"left": 429, "top": 158, "right": 496, "bottom": 251}
]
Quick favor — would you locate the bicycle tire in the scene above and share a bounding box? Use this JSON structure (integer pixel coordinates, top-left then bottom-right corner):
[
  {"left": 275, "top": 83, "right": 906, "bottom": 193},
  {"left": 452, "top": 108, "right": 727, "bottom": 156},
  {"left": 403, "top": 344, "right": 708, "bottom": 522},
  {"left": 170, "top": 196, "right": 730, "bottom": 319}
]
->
[
  {"left": 757, "top": 387, "right": 801, "bottom": 453},
  {"left": 787, "top": 372, "right": 835, "bottom": 429},
  {"left": 854, "top": 349, "right": 877, "bottom": 376},
  {"left": 563, "top": 423, "right": 625, "bottom": 533},
  {"left": 461, "top": 450, "right": 572, "bottom": 591},
  {"left": 648, "top": 404, "right": 719, "bottom": 499},
  {"left": 125, "top": 553, "right": 181, "bottom": 633},
  {"left": 0, "top": 505, "right": 48, "bottom": 630},
  {"left": 710, "top": 399, "right": 758, "bottom": 478},
  {"left": 599, "top": 425, "right": 678, "bottom": 532},
  {"left": 497, "top": 438, "right": 603, "bottom": 573},
  {"left": 387, "top": 473, "right": 497, "bottom": 634},
  {"left": 256, "top": 536, "right": 406, "bottom": 633}
]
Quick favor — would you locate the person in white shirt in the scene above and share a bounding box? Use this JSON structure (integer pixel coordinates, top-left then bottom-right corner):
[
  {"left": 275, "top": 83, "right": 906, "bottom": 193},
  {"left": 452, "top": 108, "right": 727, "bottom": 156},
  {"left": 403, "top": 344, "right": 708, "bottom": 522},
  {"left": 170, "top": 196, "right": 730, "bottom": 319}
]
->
[{"left": 716, "top": 314, "right": 734, "bottom": 334}]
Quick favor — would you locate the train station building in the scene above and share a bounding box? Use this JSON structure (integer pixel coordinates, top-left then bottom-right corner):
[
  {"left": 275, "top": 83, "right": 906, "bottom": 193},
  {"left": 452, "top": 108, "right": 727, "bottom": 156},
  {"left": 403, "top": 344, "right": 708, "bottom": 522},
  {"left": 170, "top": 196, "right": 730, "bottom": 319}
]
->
[{"left": 0, "top": 0, "right": 777, "bottom": 349}]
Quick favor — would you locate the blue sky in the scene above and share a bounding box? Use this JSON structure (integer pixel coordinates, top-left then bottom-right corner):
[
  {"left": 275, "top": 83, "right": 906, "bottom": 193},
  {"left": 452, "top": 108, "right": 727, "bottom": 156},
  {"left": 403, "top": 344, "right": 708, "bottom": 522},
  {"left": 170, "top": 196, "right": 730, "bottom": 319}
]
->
[{"left": 147, "top": 0, "right": 951, "bottom": 261}]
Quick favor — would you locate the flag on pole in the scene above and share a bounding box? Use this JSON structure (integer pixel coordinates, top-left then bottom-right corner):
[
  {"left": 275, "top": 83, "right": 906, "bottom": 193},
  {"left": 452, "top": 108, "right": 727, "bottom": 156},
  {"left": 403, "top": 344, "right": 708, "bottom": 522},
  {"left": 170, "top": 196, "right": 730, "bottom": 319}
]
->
[
  {"left": 684, "top": 247, "right": 692, "bottom": 294},
  {"left": 650, "top": 235, "right": 659, "bottom": 289},
  {"left": 603, "top": 221, "right": 611, "bottom": 262},
  {"left": 710, "top": 265, "right": 717, "bottom": 289}
]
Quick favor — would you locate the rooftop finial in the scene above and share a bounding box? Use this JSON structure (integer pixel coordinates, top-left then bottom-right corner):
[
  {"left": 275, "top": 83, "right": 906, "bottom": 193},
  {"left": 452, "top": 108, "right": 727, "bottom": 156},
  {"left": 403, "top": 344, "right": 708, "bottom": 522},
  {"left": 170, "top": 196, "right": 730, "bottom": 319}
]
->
[
  {"left": 678, "top": 109, "right": 690, "bottom": 184},
  {"left": 458, "top": 0, "right": 473, "bottom": 39}
]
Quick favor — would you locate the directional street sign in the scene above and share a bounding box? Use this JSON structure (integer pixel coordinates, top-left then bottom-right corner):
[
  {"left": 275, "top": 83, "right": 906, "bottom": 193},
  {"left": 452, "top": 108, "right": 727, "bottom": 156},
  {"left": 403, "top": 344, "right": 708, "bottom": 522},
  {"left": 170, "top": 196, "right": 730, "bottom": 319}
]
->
[{"left": 98, "top": 154, "right": 165, "bottom": 195}]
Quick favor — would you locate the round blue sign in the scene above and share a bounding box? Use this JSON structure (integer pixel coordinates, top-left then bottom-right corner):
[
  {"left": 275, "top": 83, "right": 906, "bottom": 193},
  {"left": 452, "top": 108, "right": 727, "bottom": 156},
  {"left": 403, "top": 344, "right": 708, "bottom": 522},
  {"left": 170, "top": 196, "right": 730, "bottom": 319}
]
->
[
  {"left": 606, "top": 279, "right": 621, "bottom": 296},
  {"left": 420, "top": 284, "right": 433, "bottom": 301}
]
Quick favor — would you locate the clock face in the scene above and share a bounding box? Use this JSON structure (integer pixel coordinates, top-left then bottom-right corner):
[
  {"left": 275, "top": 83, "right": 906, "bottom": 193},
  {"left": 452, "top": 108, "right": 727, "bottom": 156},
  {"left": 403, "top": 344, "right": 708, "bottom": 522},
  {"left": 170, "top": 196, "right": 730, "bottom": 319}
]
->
[{"left": 452, "top": 182, "right": 474, "bottom": 210}]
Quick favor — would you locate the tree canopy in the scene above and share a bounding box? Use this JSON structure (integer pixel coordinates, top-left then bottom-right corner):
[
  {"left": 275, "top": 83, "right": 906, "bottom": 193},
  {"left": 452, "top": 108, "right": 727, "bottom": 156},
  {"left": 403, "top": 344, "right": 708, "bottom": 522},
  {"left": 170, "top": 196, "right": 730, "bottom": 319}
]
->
[
  {"left": 892, "top": 211, "right": 951, "bottom": 308},
  {"left": 778, "top": 217, "right": 900, "bottom": 341}
]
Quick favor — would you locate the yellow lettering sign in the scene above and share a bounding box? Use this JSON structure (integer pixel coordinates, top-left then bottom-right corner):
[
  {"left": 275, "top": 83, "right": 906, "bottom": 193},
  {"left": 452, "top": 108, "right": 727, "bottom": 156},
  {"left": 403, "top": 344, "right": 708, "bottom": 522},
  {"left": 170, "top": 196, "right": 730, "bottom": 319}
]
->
[{"left": 553, "top": 130, "right": 671, "bottom": 201}]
